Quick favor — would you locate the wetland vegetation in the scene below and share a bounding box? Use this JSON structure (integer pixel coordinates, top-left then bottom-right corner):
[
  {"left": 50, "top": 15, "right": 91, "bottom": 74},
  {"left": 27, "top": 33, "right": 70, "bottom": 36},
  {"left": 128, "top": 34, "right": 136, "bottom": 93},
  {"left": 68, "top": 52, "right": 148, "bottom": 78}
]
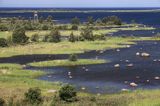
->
[{"left": 0, "top": 10, "right": 160, "bottom": 106}]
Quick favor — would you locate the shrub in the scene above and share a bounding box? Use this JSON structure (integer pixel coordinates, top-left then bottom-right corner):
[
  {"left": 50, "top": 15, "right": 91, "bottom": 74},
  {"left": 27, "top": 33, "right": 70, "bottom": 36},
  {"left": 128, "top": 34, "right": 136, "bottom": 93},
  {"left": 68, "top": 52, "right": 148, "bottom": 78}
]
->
[
  {"left": 102, "top": 16, "right": 122, "bottom": 25},
  {"left": 24, "top": 23, "right": 34, "bottom": 30},
  {"left": 46, "top": 15, "right": 53, "bottom": 23},
  {"left": 69, "top": 32, "right": 76, "bottom": 42},
  {"left": 8, "top": 97, "right": 14, "bottom": 106},
  {"left": 50, "top": 93, "right": 59, "bottom": 106},
  {"left": 77, "top": 36, "right": 85, "bottom": 41},
  {"left": 0, "top": 98, "right": 5, "bottom": 106},
  {"left": 71, "top": 17, "right": 80, "bottom": 25},
  {"left": 87, "top": 16, "right": 94, "bottom": 25},
  {"left": 6, "top": 36, "right": 13, "bottom": 46},
  {"left": 96, "top": 18, "right": 103, "bottom": 25},
  {"left": 57, "top": 25, "right": 68, "bottom": 30},
  {"left": 0, "top": 38, "right": 8, "bottom": 47},
  {"left": 0, "top": 24, "right": 8, "bottom": 31},
  {"left": 30, "top": 33, "right": 39, "bottom": 42},
  {"left": 71, "top": 25, "right": 78, "bottom": 30},
  {"left": 90, "top": 96, "right": 96, "bottom": 102},
  {"left": 94, "top": 34, "right": 106, "bottom": 40},
  {"left": 24, "top": 87, "right": 43, "bottom": 104},
  {"left": 42, "top": 24, "right": 49, "bottom": 30},
  {"left": 39, "top": 16, "right": 44, "bottom": 23},
  {"left": 12, "top": 27, "right": 29, "bottom": 44},
  {"left": 59, "top": 84, "right": 77, "bottom": 102},
  {"left": 44, "top": 29, "right": 61, "bottom": 43},
  {"left": 69, "top": 54, "right": 78, "bottom": 61},
  {"left": 81, "top": 27, "right": 94, "bottom": 41}
]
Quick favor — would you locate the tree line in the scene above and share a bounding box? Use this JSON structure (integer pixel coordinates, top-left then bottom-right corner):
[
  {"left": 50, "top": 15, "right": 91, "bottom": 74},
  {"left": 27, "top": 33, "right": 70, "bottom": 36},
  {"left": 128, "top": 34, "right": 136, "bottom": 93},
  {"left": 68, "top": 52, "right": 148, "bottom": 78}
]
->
[{"left": 0, "top": 15, "right": 122, "bottom": 31}]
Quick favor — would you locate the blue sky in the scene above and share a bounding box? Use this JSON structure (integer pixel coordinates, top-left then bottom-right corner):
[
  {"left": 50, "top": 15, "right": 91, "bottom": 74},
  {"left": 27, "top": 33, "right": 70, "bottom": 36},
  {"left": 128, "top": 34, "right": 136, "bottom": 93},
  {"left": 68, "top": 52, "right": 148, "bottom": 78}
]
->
[{"left": 0, "top": 0, "right": 160, "bottom": 7}]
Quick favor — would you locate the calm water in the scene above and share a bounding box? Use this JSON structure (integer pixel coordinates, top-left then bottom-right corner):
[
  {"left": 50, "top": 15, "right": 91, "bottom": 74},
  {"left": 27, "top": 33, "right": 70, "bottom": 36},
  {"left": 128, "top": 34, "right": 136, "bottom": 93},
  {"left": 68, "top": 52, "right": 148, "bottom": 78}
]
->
[{"left": 29, "top": 40, "right": 160, "bottom": 93}]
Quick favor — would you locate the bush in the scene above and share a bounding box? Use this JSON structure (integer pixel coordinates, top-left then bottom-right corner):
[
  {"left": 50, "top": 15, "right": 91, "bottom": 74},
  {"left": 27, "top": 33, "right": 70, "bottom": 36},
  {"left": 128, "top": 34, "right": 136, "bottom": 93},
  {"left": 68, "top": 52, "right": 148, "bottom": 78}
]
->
[
  {"left": 71, "top": 25, "right": 78, "bottom": 30},
  {"left": 69, "top": 32, "right": 76, "bottom": 42},
  {"left": 59, "top": 84, "right": 77, "bottom": 102},
  {"left": 44, "top": 29, "right": 61, "bottom": 43},
  {"left": 30, "top": 33, "right": 39, "bottom": 42},
  {"left": 12, "top": 27, "right": 29, "bottom": 44},
  {"left": 71, "top": 17, "right": 80, "bottom": 25},
  {"left": 24, "top": 23, "right": 34, "bottom": 30},
  {"left": 8, "top": 97, "right": 14, "bottom": 106},
  {"left": 102, "top": 16, "right": 122, "bottom": 25},
  {"left": 69, "top": 54, "right": 78, "bottom": 61},
  {"left": 0, "top": 38, "right": 8, "bottom": 47},
  {"left": 81, "top": 27, "right": 94, "bottom": 41},
  {"left": 87, "top": 16, "right": 94, "bottom": 25},
  {"left": 0, "top": 24, "right": 8, "bottom": 31},
  {"left": 24, "top": 87, "right": 43, "bottom": 104},
  {"left": 0, "top": 98, "right": 5, "bottom": 106},
  {"left": 94, "top": 34, "right": 106, "bottom": 40},
  {"left": 77, "top": 36, "right": 85, "bottom": 41},
  {"left": 57, "top": 25, "right": 68, "bottom": 30},
  {"left": 42, "top": 24, "right": 49, "bottom": 30}
]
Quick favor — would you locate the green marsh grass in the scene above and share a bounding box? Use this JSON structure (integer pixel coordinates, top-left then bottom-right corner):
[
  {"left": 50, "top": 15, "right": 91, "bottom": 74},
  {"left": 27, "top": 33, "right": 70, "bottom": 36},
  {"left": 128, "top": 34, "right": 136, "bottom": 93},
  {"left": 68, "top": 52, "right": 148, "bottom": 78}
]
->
[{"left": 28, "top": 59, "right": 107, "bottom": 67}]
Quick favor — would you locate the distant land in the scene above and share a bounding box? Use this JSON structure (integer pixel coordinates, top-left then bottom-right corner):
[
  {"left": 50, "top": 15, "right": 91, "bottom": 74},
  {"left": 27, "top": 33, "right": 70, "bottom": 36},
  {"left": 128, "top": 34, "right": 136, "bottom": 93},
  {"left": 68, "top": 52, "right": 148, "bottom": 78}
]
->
[{"left": 0, "top": 7, "right": 160, "bottom": 13}]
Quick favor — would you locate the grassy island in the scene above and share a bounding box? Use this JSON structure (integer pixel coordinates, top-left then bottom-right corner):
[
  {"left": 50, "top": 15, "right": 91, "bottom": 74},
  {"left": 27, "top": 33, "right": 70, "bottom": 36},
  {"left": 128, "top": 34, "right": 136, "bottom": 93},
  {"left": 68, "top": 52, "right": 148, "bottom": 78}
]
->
[{"left": 28, "top": 59, "right": 107, "bottom": 67}]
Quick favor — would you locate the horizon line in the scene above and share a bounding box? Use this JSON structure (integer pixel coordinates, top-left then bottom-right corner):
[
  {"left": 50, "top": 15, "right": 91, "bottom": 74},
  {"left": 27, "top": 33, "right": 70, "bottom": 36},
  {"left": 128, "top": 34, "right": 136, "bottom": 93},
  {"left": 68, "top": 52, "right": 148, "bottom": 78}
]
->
[{"left": 0, "top": 7, "right": 160, "bottom": 8}]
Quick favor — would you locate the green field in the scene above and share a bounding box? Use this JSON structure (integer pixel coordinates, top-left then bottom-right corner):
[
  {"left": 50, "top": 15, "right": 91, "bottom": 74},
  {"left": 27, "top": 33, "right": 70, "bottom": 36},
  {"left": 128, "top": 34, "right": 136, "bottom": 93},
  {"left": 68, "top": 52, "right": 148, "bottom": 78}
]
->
[{"left": 0, "top": 37, "right": 137, "bottom": 57}]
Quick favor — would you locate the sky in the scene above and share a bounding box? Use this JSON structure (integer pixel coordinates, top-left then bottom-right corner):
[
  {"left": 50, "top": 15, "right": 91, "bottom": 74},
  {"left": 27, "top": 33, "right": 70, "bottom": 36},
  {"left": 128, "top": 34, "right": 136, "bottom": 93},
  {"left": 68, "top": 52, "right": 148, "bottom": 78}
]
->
[{"left": 0, "top": 0, "right": 160, "bottom": 8}]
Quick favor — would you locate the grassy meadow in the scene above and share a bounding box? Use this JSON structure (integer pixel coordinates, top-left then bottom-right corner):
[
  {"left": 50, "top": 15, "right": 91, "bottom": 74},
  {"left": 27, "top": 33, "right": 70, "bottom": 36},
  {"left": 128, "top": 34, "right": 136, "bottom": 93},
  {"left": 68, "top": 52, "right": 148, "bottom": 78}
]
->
[{"left": 28, "top": 59, "right": 107, "bottom": 67}]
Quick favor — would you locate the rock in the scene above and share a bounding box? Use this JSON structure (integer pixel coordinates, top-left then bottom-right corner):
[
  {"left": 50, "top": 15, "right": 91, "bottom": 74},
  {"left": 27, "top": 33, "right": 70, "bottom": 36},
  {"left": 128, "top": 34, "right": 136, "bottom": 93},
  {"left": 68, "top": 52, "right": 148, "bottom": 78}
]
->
[
  {"left": 153, "top": 59, "right": 157, "bottom": 62},
  {"left": 82, "top": 67, "right": 86, "bottom": 69},
  {"left": 126, "top": 64, "right": 133, "bottom": 67},
  {"left": 126, "top": 45, "right": 131, "bottom": 48},
  {"left": 85, "top": 69, "right": 89, "bottom": 71},
  {"left": 154, "top": 77, "right": 160, "bottom": 80},
  {"left": 136, "top": 52, "right": 140, "bottom": 56},
  {"left": 124, "top": 81, "right": 128, "bottom": 84},
  {"left": 81, "top": 87, "right": 86, "bottom": 90},
  {"left": 125, "top": 60, "right": 129, "bottom": 62},
  {"left": 68, "top": 72, "right": 71, "bottom": 75},
  {"left": 95, "top": 56, "right": 98, "bottom": 60},
  {"left": 47, "top": 90, "right": 57, "bottom": 93},
  {"left": 116, "top": 49, "right": 120, "bottom": 52},
  {"left": 99, "top": 51, "right": 104, "bottom": 54},
  {"left": 114, "top": 64, "right": 120, "bottom": 68},
  {"left": 69, "top": 76, "right": 73, "bottom": 79},
  {"left": 141, "top": 52, "right": 150, "bottom": 57},
  {"left": 22, "top": 65, "right": 27, "bottom": 68},
  {"left": 146, "top": 80, "right": 150, "bottom": 82},
  {"left": 96, "top": 86, "right": 99, "bottom": 89},
  {"left": 121, "top": 89, "right": 129, "bottom": 92},
  {"left": 154, "top": 42, "right": 157, "bottom": 45},
  {"left": 130, "top": 82, "right": 138, "bottom": 87},
  {"left": 48, "top": 75, "right": 52, "bottom": 78}
]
